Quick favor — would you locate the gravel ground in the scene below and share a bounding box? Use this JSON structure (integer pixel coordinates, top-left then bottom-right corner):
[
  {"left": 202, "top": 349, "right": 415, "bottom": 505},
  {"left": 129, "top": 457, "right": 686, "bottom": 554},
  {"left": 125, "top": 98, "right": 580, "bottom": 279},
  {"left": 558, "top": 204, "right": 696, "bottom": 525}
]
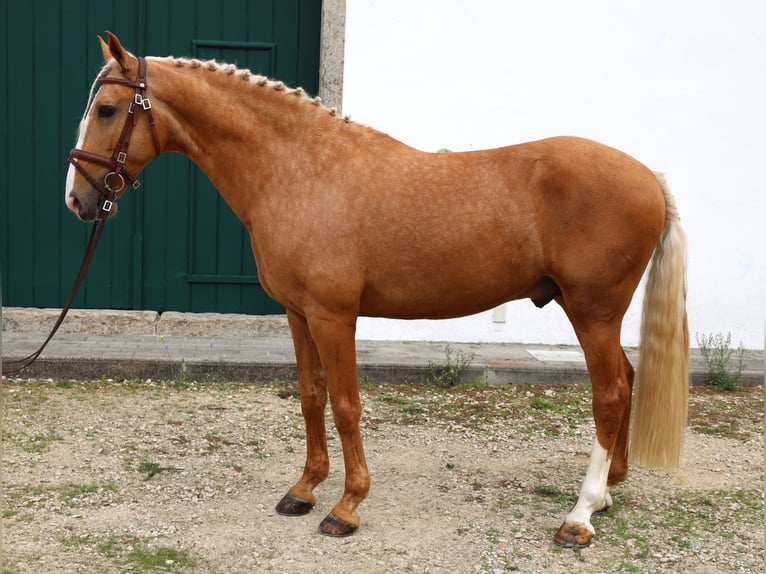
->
[{"left": 1, "top": 379, "right": 763, "bottom": 573}]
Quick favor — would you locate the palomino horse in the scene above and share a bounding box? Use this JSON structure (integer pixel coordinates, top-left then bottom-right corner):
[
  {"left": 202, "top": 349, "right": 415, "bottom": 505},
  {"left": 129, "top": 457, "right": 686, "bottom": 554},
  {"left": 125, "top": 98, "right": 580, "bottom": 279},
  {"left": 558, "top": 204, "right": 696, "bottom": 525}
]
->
[{"left": 66, "top": 33, "right": 689, "bottom": 547}]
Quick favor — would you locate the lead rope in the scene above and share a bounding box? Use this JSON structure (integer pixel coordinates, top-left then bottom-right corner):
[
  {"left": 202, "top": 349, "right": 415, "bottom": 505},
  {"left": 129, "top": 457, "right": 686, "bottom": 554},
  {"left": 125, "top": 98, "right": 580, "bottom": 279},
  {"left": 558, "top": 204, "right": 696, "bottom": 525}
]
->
[{"left": 2, "top": 216, "right": 108, "bottom": 375}]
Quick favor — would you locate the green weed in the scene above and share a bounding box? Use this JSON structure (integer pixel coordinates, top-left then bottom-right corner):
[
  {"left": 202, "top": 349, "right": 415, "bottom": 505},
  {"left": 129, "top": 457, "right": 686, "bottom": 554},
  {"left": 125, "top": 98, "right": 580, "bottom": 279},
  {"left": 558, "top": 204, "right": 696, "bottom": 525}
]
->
[
  {"left": 529, "top": 397, "right": 558, "bottom": 411},
  {"left": 137, "top": 460, "right": 176, "bottom": 481},
  {"left": 697, "top": 332, "right": 745, "bottom": 391},
  {"left": 426, "top": 345, "right": 474, "bottom": 388}
]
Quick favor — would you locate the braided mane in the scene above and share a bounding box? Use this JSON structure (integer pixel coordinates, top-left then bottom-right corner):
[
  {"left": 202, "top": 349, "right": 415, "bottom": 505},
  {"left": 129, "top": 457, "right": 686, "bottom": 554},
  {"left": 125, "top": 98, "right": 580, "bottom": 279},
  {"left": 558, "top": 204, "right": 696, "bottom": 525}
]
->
[{"left": 167, "top": 56, "right": 350, "bottom": 122}]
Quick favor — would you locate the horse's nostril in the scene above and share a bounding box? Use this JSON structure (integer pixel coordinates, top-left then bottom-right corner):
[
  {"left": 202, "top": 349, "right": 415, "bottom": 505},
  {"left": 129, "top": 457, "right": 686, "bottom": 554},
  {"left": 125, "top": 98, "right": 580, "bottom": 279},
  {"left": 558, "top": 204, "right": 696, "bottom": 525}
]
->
[{"left": 67, "top": 193, "right": 82, "bottom": 217}]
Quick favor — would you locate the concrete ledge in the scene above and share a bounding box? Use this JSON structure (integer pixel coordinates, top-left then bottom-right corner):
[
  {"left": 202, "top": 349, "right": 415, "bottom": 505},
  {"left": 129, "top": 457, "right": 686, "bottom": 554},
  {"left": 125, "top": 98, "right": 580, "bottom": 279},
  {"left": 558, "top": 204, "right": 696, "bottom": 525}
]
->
[
  {"left": 2, "top": 307, "right": 160, "bottom": 335},
  {"left": 6, "top": 357, "right": 298, "bottom": 384},
  {"left": 1, "top": 307, "right": 291, "bottom": 339},
  {"left": 11, "top": 355, "right": 760, "bottom": 387},
  {"left": 157, "top": 312, "right": 291, "bottom": 338}
]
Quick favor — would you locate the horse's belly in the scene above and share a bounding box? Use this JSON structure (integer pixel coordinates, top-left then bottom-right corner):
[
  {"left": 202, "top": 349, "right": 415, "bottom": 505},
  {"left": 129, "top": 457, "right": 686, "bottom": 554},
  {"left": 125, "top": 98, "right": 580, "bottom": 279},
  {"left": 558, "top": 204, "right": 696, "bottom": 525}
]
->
[{"left": 358, "top": 266, "right": 547, "bottom": 320}]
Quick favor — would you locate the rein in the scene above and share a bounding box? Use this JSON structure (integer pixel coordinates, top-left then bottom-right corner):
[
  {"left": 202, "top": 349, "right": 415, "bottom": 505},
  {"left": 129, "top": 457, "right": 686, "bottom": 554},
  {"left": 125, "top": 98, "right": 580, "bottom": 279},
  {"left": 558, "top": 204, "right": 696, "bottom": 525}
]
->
[
  {"left": 2, "top": 219, "right": 106, "bottom": 374},
  {"left": 2, "top": 57, "right": 159, "bottom": 376}
]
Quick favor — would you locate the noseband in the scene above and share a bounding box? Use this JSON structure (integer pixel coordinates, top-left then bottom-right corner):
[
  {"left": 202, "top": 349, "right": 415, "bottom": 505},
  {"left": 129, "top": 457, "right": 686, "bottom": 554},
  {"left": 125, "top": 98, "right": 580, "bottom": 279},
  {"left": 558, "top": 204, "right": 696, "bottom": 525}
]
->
[{"left": 69, "top": 56, "right": 161, "bottom": 214}]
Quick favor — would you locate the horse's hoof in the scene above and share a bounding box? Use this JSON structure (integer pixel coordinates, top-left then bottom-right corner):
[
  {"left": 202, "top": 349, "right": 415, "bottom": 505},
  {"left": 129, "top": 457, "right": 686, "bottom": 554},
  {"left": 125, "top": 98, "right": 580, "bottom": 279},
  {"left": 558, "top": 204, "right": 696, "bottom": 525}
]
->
[
  {"left": 553, "top": 521, "right": 593, "bottom": 548},
  {"left": 275, "top": 493, "right": 314, "bottom": 516},
  {"left": 318, "top": 513, "right": 358, "bottom": 537}
]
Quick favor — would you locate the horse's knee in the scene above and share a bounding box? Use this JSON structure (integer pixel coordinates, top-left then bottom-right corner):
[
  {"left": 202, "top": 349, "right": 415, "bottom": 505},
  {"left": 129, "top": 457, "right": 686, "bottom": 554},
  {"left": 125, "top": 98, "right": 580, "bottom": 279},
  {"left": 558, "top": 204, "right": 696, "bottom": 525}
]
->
[
  {"left": 330, "top": 399, "right": 362, "bottom": 434},
  {"left": 300, "top": 382, "right": 327, "bottom": 416},
  {"left": 335, "top": 418, "right": 361, "bottom": 436}
]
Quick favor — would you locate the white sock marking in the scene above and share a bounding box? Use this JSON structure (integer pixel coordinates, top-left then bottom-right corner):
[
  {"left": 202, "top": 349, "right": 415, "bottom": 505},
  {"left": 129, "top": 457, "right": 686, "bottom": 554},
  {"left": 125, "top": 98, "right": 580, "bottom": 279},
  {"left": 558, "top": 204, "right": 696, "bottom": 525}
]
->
[{"left": 564, "top": 438, "right": 612, "bottom": 534}]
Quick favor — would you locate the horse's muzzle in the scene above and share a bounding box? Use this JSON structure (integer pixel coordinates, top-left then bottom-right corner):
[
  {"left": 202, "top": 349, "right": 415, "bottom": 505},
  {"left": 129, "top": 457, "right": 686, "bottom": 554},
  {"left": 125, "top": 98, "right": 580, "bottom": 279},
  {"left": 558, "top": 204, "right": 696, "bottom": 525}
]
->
[{"left": 67, "top": 189, "right": 115, "bottom": 222}]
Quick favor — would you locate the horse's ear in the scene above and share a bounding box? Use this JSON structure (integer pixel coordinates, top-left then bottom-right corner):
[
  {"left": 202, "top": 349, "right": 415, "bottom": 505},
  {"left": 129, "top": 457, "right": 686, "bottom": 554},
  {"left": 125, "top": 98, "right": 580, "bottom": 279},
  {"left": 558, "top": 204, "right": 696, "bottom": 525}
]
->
[{"left": 98, "top": 31, "right": 136, "bottom": 74}]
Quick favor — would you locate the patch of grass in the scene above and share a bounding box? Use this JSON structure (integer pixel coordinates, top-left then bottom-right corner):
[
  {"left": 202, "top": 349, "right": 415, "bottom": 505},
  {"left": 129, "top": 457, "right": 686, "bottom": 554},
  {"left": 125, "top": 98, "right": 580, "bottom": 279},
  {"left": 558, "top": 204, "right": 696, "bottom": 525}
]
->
[
  {"left": 595, "top": 487, "right": 764, "bottom": 570},
  {"left": 271, "top": 379, "right": 301, "bottom": 400},
  {"left": 692, "top": 425, "right": 719, "bottom": 436},
  {"left": 529, "top": 397, "right": 559, "bottom": 411},
  {"left": 128, "top": 544, "right": 197, "bottom": 571},
  {"left": 533, "top": 484, "right": 563, "bottom": 497},
  {"left": 375, "top": 392, "right": 413, "bottom": 406},
  {"left": 59, "top": 532, "right": 92, "bottom": 549},
  {"left": 532, "top": 484, "right": 572, "bottom": 504},
  {"left": 688, "top": 385, "right": 761, "bottom": 441},
  {"left": 53, "top": 379, "right": 76, "bottom": 389},
  {"left": 484, "top": 527, "right": 502, "bottom": 545},
  {"left": 96, "top": 536, "right": 197, "bottom": 572},
  {"left": 62, "top": 533, "right": 197, "bottom": 572},
  {"left": 137, "top": 460, "right": 177, "bottom": 481},
  {"left": 6, "top": 482, "right": 117, "bottom": 509},
  {"left": 202, "top": 430, "right": 237, "bottom": 453},
  {"left": 18, "top": 432, "right": 63, "bottom": 453},
  {"left": 364, "top": 382, "right": 594, "bottom": 434},
  {"left": 56, "top": 483, "right": 107, "bottom": 502}
]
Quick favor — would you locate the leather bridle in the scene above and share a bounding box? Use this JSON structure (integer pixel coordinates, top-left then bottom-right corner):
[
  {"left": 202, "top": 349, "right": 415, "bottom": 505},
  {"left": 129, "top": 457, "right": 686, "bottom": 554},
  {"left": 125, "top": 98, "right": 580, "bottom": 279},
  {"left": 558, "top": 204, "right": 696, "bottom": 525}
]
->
[
  {"left": 69, "top": 56, "right": 161, "bottom": 215},
  {"left": 3, "top": 57, "right": 161, "bottom": 375}
]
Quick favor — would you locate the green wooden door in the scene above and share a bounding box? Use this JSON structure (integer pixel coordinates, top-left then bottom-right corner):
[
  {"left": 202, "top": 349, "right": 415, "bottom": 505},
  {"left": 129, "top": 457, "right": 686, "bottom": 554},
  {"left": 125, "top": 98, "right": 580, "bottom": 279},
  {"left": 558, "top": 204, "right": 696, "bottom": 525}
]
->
[{"left": 0, "top": 0, "right": 321, "bottom": 315}]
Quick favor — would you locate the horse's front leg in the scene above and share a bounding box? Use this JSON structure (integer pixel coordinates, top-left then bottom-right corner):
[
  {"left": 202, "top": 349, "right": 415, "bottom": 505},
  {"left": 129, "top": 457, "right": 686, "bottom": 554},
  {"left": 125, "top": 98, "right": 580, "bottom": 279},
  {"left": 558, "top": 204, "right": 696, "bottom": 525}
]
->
[
  {"left": 275, "top": 309, "right": 330, "bottom": 516},
  {"left": 306, "top": 313, "right": 370, "bottom": 537}
]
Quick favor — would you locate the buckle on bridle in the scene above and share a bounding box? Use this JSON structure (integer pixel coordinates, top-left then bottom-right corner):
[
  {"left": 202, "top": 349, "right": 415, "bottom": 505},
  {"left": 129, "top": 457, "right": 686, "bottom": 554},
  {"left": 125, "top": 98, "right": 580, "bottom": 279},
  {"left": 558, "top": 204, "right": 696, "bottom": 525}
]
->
[
  {"left": 134, "top": 93, "right": 152, "bottom": 110},
  {"left": 102, "top": 199, "right": 114, "bottom": 212}
]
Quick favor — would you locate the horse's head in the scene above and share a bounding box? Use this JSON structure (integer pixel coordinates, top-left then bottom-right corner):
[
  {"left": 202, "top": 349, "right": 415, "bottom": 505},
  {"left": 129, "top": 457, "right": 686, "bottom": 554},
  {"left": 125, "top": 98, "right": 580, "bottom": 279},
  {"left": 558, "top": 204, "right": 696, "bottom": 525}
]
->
[{"left": 66, "top": 32, "right": 162, "bottom": 221}]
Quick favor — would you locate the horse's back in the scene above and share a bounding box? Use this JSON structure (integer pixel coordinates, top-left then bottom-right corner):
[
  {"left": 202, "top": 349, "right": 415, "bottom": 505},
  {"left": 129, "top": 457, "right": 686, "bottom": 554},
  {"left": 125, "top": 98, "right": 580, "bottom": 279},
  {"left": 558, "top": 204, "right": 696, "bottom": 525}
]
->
[{"left": 352, "top": 136, "right": 664, "bottom": 319}]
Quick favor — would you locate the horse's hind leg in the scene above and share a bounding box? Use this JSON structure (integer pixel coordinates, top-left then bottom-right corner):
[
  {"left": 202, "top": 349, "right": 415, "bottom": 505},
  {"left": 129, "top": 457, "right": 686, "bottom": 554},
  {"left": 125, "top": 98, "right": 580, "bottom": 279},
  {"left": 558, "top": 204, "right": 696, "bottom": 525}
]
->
[
  {"left": 275, "top": 309, "right": 330, "bottom": 516},
  {"left": 607, "top": 349, "right": 635, "bottom": 486},
  {"left": 553, "top": 305, "right": 632, "bottom": 548}
]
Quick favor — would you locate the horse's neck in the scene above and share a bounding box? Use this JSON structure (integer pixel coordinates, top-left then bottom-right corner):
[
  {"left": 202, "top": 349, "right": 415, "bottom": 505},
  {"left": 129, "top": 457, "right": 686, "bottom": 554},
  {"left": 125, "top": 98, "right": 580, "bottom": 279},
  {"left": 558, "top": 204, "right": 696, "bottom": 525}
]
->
[{"left": 153, "top": 59, "right": 343, "bottom": 215}]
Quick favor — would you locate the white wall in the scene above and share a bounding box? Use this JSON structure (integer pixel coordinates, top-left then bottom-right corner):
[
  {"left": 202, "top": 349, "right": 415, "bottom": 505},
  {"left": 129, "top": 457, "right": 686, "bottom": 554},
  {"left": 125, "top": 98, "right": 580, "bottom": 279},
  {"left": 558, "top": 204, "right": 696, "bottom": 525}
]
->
[{"left": 342, "top": 0, "right": 765, "bottom": 349}]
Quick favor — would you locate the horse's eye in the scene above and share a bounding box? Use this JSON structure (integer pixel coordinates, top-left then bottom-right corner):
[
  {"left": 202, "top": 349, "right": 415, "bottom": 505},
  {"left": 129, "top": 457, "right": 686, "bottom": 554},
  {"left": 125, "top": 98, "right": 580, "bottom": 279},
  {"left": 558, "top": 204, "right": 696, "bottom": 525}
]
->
[{"left": 98, "top": 105, "right": 117, "bottom": 119}]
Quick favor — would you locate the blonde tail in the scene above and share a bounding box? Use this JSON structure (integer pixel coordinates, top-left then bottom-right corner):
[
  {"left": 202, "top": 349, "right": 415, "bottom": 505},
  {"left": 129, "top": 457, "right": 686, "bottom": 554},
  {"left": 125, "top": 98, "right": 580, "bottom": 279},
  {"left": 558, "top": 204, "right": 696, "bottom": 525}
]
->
[{"left": 629, "top": 173, "right": 689, "bottom": 468}]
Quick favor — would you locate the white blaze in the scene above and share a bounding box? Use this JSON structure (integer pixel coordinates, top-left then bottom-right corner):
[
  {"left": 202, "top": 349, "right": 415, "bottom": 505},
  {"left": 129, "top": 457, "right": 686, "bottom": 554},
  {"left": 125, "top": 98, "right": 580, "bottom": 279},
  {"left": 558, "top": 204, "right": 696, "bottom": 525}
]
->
[
  {"left": 65, "top": 114, "right": 90, "bottom": 213},
  {"left": 66, "top": 63, "right": 107, "bottom": 213}
]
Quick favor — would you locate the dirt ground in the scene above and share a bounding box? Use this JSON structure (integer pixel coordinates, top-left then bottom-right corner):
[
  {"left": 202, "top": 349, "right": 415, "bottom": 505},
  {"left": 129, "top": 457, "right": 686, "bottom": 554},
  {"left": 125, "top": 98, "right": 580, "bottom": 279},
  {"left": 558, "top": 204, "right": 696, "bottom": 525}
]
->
[{"left": 1, "top": 379, "right": 763, "bottom": 573}]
